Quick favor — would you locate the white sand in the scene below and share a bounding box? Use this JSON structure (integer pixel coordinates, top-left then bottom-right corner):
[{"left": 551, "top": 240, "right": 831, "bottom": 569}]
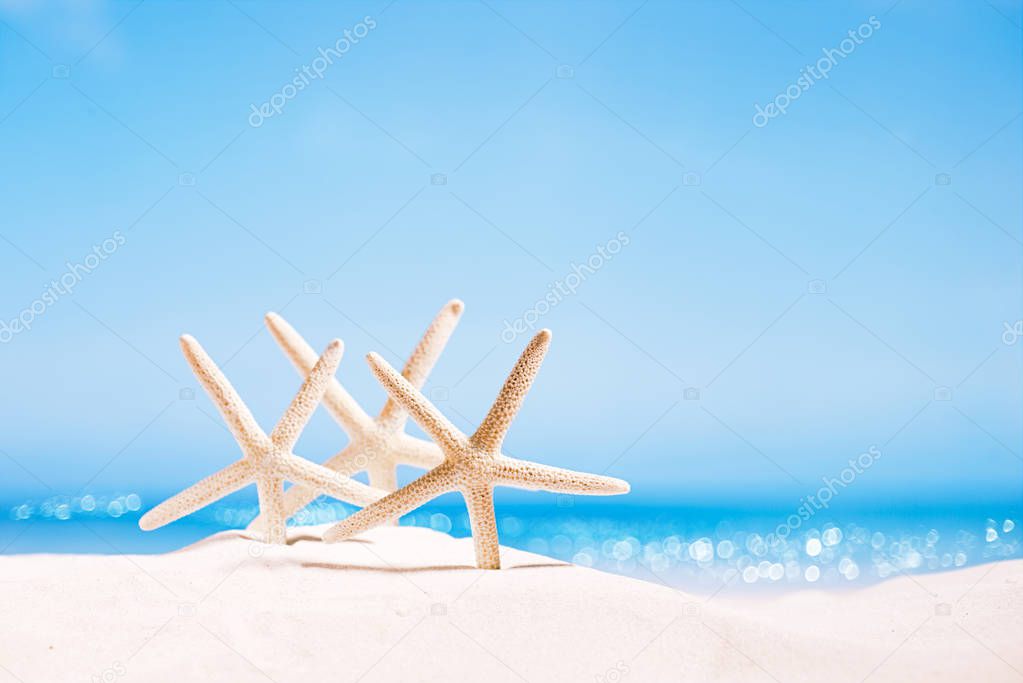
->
[{"left": 1, "top": 525, "right": 1020, "bottom": 682}]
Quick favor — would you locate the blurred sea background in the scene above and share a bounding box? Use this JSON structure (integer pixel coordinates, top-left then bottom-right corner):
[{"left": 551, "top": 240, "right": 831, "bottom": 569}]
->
[
  {"left": 1, "top": 0, "right": 1020, "bottom": 592},
  {"left": 2, "top": 495, "right": 1019, "bottom": 592}
]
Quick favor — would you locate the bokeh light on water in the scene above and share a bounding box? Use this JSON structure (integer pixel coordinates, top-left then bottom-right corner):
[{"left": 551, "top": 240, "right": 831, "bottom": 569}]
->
[
  {"left": 9, "top": 493, "right": 142, "bottom": 522},
  {"left": 6, "top": 495, "right": 1019, "bottom": 591}
]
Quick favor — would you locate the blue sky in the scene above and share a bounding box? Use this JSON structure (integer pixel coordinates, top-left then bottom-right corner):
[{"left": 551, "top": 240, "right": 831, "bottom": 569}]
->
[{"left": 0, "top": 0, "right": 1020, "bottom": 510}]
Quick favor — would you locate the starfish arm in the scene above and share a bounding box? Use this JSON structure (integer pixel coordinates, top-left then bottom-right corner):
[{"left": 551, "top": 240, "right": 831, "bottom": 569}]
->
[
  {"left": 365, "top": 461, "right": 398, "bottom": 493},
  {"left": 378, "top": 299, "right": 464, "bottom": 427},
  {"left": 265, "top": 312, "right": 373, "bottom": 435},
  {"left": 180, "top": 335, "right": 268, "bottom": 452},
  {"left": 278, "top": 454, "right": 386, "bottom": 508},
  {"left": 322, "top": 464, "right": 456, "bottom": 542},
  {"left": 493, "top": 457, "right": 630, "bottom": 495},
  {"left": 255, "top": 474, "right": 286, "bottom": 544},
  {"left": 270, "top": 339, "right": 343, "bottom": 450},
  {"left": 470, "top": 329, "right": 551, "bottom": 453},
  {"left": 366, "top": 352, "right": 466, "bottom": 454},
  {"left": 139, "top": 460, "right": 252, "bottom": 530},
  {"left": 464, "top": 484, "right": 501, "bottom": 569},
  {"left": 393, "top": 434, "right": 446, "bottom": 469}
]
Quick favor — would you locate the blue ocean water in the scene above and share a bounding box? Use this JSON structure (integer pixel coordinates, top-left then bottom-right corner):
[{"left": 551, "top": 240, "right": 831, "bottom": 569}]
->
[{"left": 3, "top": 492, "right": 1019, "bottom": 593}]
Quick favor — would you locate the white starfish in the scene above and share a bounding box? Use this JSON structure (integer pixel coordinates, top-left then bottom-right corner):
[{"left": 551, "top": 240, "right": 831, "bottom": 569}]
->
[
  {"left": 247, "top": 300, "right": 462, "bottom": 532},
  {"left": 139, "top": 335, "right": 386, "bottom": 544},
  {"left": 323, "top": 329, "right": 630, "bottom": 569}
]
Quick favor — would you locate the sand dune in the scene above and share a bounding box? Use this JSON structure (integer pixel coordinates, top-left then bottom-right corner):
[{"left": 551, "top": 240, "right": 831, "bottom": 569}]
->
[{"left": 1, "top": 525, "right": 1019, "bottom": 682}]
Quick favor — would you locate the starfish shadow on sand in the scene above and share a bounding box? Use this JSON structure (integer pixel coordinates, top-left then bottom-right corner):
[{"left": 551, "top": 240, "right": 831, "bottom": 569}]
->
[{"left": 298, "top": 560, "right": 570, "bottom": 573}]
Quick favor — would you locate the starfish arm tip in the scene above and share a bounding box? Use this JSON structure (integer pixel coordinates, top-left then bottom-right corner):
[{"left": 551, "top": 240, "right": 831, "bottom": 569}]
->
[
  {"left": 264, "top": 311, "right": 281, "bottom": 325},
  {"left": 138, "top": 513, "right": 158, "bottom": 531},
  {"left": 179, "top": 333, "right": 197, "bottom": 347},
  {"left": 447, "top": 298, "right": 465, "bottom": 315},
  {"left": 321, "top": 523, "right": 349, "bottom": 543},
  {"left": 583, "top": 475, "right": 630, "bottom": 495},
  {"left": 326, "top": 338, "right": 343, "bottom": 353},
  {"left": 365, "top": 351, "right": 389, "bottom": 375},
  {"left": 536, "top": 328, "right": 552, "bottom": 342}
]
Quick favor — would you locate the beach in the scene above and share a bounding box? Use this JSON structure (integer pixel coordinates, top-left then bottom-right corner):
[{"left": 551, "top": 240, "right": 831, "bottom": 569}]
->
[{"left": 1, "top": 524, "right": 1020, "bottom": 682}]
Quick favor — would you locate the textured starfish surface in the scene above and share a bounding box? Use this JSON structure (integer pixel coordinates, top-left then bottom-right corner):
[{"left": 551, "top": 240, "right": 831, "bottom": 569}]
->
[
  {"left": 323, "top": 329, "right": 630, "bottom": 569},
  {"left": 247, "top": 300, "right": 462, "bottom": 532},
  {"left": 139, "top": 335, "right": 386, "bottom": 544}
]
